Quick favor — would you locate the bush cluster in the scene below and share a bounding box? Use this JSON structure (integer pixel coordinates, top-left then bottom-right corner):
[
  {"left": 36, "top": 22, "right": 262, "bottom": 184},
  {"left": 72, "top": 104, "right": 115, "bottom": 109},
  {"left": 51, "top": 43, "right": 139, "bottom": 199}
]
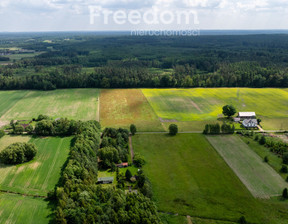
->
[{"left": 0, "top": 142, "right": 37, "bottom": 165}]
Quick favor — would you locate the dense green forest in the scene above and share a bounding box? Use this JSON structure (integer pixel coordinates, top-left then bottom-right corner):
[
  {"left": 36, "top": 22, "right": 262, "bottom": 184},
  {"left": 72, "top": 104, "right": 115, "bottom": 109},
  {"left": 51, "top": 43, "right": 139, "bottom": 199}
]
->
[
  {"left": 1, "top": 33, "right": 288, "bottom": 89},
  {"left": 50, "top": 120, "right": 160, "bottom": 224}
]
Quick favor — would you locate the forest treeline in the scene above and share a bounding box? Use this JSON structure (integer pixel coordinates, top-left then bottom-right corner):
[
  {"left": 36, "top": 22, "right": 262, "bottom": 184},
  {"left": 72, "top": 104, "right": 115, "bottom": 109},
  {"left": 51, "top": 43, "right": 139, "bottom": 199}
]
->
[
  {"left": 1, "top": 34, "right": 288, "bottom": 89},
  {"left": 1, "top": 62, "right": 288, "bottom": 90},
  {"left": 53, "top": 121, "right": 161, "bottom": 224}
]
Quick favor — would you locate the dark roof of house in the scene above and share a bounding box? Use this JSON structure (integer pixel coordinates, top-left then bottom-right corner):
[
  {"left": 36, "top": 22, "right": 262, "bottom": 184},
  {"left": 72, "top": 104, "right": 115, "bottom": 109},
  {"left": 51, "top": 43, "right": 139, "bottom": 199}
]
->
[
  {"left": 242, "top": 119, "right": 258, "bottom": 128},
  {"left": 97, "top": 177, "right": 114, "bottom": 182}
]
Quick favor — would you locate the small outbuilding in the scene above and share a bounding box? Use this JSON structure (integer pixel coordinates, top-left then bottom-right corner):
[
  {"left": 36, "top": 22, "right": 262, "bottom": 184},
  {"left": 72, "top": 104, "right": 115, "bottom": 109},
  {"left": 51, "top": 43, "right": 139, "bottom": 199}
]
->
[
  {"left": 242, "top": 119, "right": 258, "bottom": 129},
  {"left": 238, "top": 112, "right": 256, "bottom": 120},
  {"left": 116, "top": 162, "right": 129, "bottom": 168},
  {"left": 97, "top": 177, "right": 114, "bottom": 184}
]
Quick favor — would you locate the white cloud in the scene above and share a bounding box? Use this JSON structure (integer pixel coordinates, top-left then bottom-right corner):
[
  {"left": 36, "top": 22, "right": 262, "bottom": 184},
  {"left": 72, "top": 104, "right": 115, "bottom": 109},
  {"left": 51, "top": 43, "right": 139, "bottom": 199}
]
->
[{"left": 0, "top": 0, "right": 287, "bottom": 31}]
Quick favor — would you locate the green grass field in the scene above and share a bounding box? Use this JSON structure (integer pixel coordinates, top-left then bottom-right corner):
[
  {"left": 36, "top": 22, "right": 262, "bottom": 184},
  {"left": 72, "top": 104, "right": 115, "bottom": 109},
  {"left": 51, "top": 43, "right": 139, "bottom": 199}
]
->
[
  {"left": 206, "top": 135, "right": 288, "bottom": 199},
  {"left": 0, "top": 136, "right": 72, "bottom": 196},
  {"left": 0, "top": 193, "right": 50, "bottom": 224},
  {"left": 132, "top": 133, "right": 288, "bottom": 224},
  {"left": 0, "top": 91, "right": 29, "bottom": 118},
  {"left": 0, "top": 89, "right": 99, "bottom": 122},
  {"left": 142, "top": 88, "right": 288, "bottom": 130}
]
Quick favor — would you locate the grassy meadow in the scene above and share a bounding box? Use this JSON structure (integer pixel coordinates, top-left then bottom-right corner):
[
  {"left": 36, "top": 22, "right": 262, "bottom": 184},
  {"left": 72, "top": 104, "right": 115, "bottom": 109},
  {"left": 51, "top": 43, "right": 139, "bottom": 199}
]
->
[
  {"left": 0, "top": 136, "right": 72, "bottom": 196},
  {"left": 132, "top": 133, "right": 288, "bottom": 224},
  {"left": 142, "top": 88, "right": 288, "bottom": 130},
  {"left": 0, "top": 135, "right": 31, "bottom": 151},
  {"left": 206, "top": 135, "right": 288, "bottom": 199},
  {"left": 100, "top": 89, "right": 163, "bottom": 131},
  {"left": 0, "top": 91, "right": 29, "bottom": 118},
  {"left": 0, "top": 193, "right": 50, "bottom": 224},
  {"left": 0, "top": 89, "right": 99, "bottom": 122}
]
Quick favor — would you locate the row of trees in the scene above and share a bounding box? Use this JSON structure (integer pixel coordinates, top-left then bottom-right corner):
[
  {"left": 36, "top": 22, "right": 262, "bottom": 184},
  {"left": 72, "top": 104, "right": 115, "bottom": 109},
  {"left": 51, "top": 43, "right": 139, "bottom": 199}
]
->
[{"left": 203, "top": 123, "right": 235, "bottom": 135}]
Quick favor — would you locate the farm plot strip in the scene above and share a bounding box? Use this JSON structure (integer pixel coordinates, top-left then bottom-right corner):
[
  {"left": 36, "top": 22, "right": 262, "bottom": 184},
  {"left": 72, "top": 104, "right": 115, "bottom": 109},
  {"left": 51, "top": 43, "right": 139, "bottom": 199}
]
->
[
  {"left": 100, "top": 89, "right": 163, "bottom": 131},
  {"left": 132, "top": 134, "right": 269, "bottom": 223},
  {"left": 206, "top": 135, "right": 288, "bottom": 199},
  {"left": 0, "top": 89, "right": 99, "bottom": 121},
  {"left": 0, "top": 137, "right": 71, "bottom": 196},
  {"left": 0, "top": 193, "right": 50, "bottom": 224}
]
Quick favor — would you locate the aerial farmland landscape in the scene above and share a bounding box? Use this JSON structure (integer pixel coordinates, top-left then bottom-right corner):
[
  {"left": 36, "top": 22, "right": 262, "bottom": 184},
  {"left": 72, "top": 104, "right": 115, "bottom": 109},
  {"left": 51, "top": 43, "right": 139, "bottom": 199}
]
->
[{"left": 1, "top": 1, "right": 288, "bottom": 224}]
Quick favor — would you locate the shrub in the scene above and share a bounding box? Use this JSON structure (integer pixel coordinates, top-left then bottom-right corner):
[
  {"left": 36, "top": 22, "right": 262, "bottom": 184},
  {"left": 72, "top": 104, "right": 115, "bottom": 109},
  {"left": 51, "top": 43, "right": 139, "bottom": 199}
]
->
[
  {"left": 282, "top": 188, "right": 288, "bottom": 199},
  {"left": 125, "top": 169, "right": 132, "bottom": 181},
  {"left": 25, "top": 125, "right": 34, "bottom": 134},
  {"left": 0, "top": 130, "right": 5, "bottom": 138},
  {"left": 37, "top": 114, "right": 50, "bottom": 121},
  {"left": 13, "top": 125, "right": 24, "bottom": 135},
  {"left": 238, "top": 216, "right": 247, "bottom": 224},
  {"left": 35, "top": 120, "right": 54, "bottom": 136},
  {"left": 259, "top": 135, "right": 266, "bottom": 145},
  {"left": 280, "top": 165, "right": 288, "bottom": 173},
  {"left": 254, "top": 134, "right": 260, "bottom": 141},
  {"left": 264, "top": 156, "right": 269, "bottom": 163},
  {"left": 283, "top": 153, "right": 288, "bottom": 165},
  {"left": 130, "top": 124, "right": 137, "bottom": 136},
  {"left": 0, "top": 142, "right": 37, "bottom": 165},
  {"left": 169, "top": 124, "right": 178, "bottom": 136},
  {"left": 134, "top": 153, "right": 145, "bottom": 167}
]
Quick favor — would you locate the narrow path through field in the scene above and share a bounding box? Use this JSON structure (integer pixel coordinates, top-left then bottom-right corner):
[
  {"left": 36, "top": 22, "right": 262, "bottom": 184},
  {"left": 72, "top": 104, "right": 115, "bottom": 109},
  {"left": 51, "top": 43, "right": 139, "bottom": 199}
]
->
[
  {"left": 129, "top": 135, "right": 134, "bottom": 161},
  {"left": 189, "top": 99, "right": 203, "bottom": 113},
  {"left": 257, "top": 125, "right": 264, "bottom": 132},
  {"left": 187, "top": 215, "right": 193, "bottom": 224},
  {"left": 136, "top": 131, "right": 203, "bottom": 134},
  {"left": 96, "top": 96, "right": 100, "bottom": 122}
]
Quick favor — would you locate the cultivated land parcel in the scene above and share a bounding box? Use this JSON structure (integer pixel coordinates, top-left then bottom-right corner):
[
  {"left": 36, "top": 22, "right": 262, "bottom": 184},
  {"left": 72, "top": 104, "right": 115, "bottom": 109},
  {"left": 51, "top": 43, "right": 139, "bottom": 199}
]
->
[
  {"left": 0, "top": 89, "right": 99, "bottom": 122},
  {"left": 1, "top": 88, "right": 288, "bottom": 131},
  {"left": 132, "top": 134, "right": 288, "bottom": 224},
  {"left": 206, "top": 135, "right": 288, "bottom": 199},
  {"left": 0, "top": 136, "right": 71, "bottom": 224},
  {"left": 0, "top": 193, "right": 51, "bottom": 224},
  {"left": 0, "top": 136, "right": 72, "bottom": 196},
  {"left": 143, "top": 88, "right": 288, "bottom": 131}
]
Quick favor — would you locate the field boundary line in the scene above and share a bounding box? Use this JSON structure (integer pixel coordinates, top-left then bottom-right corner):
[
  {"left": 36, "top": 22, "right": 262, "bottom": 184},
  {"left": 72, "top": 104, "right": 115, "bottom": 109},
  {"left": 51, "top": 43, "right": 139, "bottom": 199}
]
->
[
  {"left": 0, "top": 190, "right": 47, "bottom": 198},
  {"left": 97, "top": 94, "right": 100, "bottom": 122},
  {"left": 129, "top": 135, "right": 134, "bottom": 161},
  {"left": 140, "top": 90, "right": 165, "bottom": 131},
  {"left": 158, "top": 211, "right": 238, "bottom": 224}
]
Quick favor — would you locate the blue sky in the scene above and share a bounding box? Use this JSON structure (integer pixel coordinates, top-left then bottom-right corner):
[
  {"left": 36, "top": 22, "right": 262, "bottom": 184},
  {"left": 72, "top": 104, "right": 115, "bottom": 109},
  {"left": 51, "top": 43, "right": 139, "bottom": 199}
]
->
[{"left": 0, "top": 0, "right": 287, "bottom": 32}]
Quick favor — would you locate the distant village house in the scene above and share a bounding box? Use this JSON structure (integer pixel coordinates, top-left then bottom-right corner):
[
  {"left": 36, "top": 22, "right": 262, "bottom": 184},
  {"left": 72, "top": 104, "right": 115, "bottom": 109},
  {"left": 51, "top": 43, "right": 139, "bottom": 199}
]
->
[{"left": 116, "top": 162, "right": 128, "bottom": 168}]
